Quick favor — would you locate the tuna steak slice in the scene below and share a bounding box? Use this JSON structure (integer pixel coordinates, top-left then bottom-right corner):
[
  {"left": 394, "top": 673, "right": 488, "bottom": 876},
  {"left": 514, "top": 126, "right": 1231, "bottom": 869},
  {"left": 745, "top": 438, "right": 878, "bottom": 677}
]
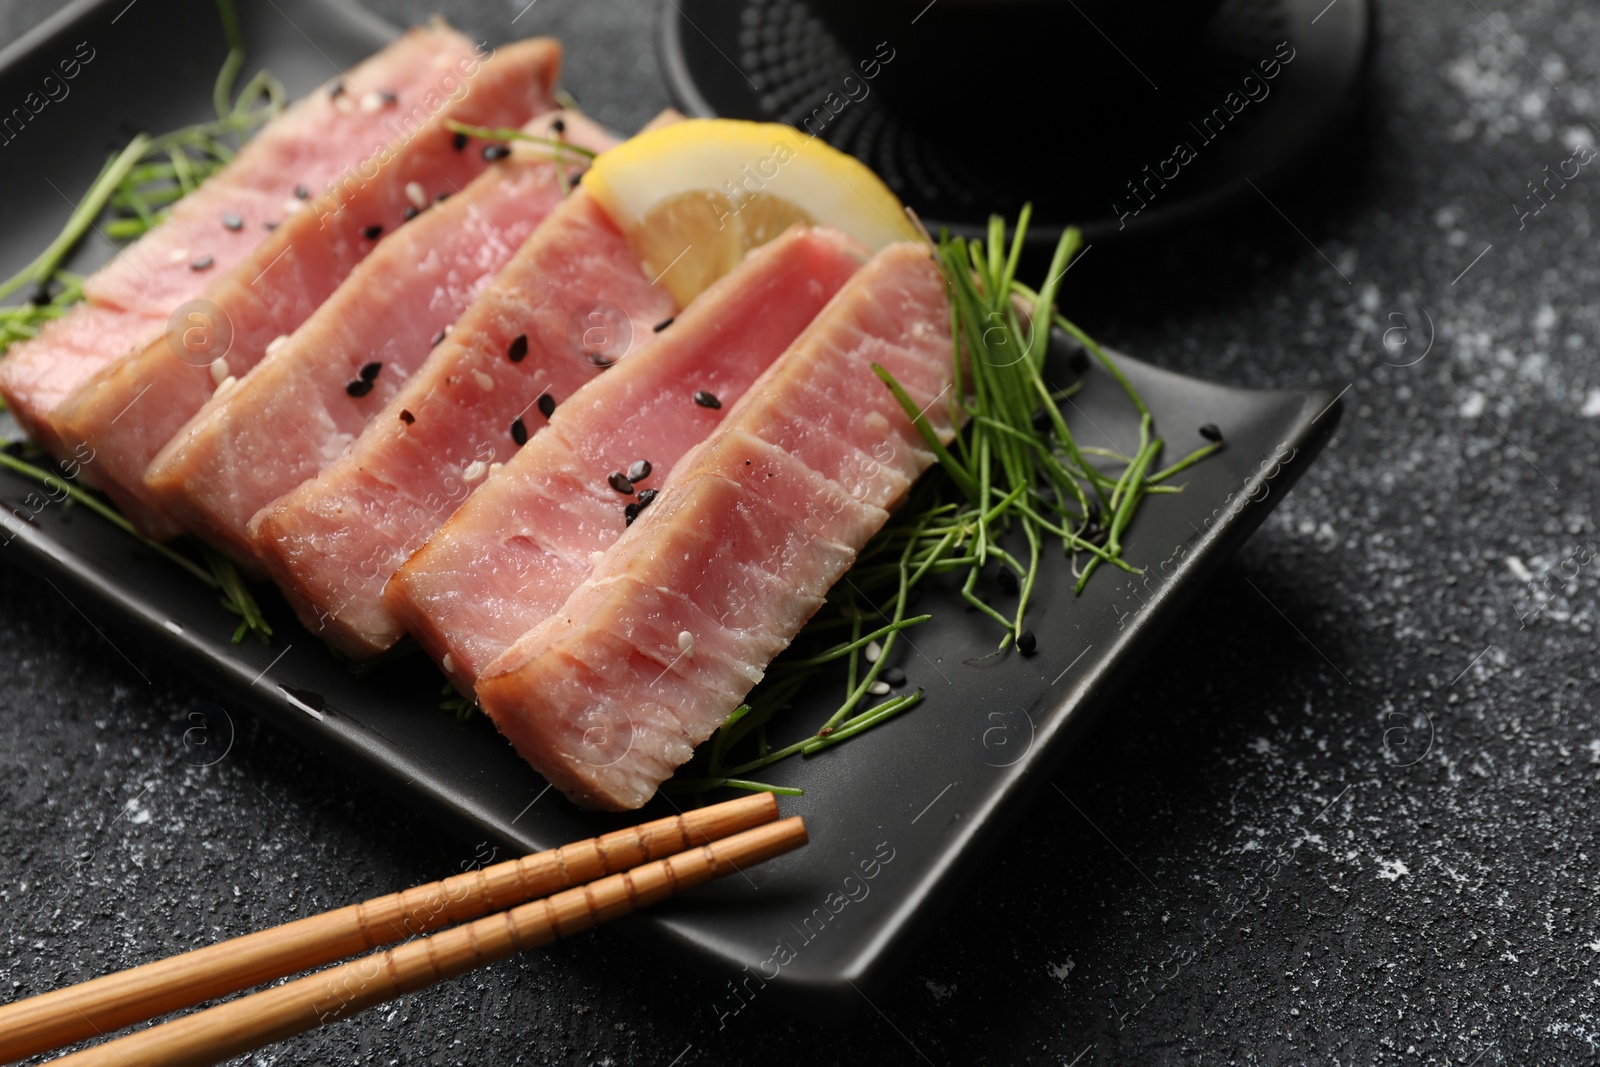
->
[
  {"left": 385, "top": 225, "right": 867, "bottom": 693},
  {"left": 475, "top": 243, "right": 954, "bottom": 810},
  {"left": 143, "top": 113, "right": 615, "bottom": 567},
  {"left": 48, "top": 35, "right": 562, "bottom": 537},
  {"left": 250, "top": 189, "right": 677, "bottom": 658},
  {"left": 0, "top": 24, "right": 489, "bottom": 465}
]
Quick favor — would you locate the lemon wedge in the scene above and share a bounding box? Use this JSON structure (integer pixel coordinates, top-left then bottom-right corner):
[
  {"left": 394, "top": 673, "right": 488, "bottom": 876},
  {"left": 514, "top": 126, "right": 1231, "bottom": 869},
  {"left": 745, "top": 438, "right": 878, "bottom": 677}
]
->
[{"left": 584, "top": 119, "right": 920, "bottom": 305}]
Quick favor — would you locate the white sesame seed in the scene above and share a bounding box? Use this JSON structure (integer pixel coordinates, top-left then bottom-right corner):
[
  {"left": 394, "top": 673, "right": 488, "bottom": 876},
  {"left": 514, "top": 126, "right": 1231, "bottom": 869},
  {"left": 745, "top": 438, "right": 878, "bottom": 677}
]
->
[
  {"left": 489, "top": 462, "right": 503, "bottom": 476},
  {"left": 462, "top": 460, "right": 487, "bottom": 482},
  {"left": 865, "top": 640, "right": 882, "bottom": 663},
  {"left": 442, "top": 653, "right": 456, "bottom": 674},
  {"left": 473, "top": 370, "right": 495, "bottom": 391},
  {"left": 265, "top": 334, "right": 291, "bottom": 356},
  {"left": 678, "top": 630, "right": 695, "bottom": 659},
  {"left": 209, "top": 359, "right": 229, "bottom": 386},
  {"left": 334, "top": 95, "right": 354, "bottom": 114},
  {"left": 166, "top": 247, "right": 189, "bottom": 264},
  {"left": 360, "top": 91, "right": 385, "bottom": 113},
  {"left": 869, "top": 680, "right": 892, "bottom": 696},
  {"left": 405, "top": 181, "right": 428, "bottom": 209},
  {"left": 283, "top": 198, "right": 303, "bottom": 215},
  {"left": 213, "top": 375, "right": 238, "bottom": 398},
  {"left": 589, "top": 551, "right": 605, "bottom": 567}
]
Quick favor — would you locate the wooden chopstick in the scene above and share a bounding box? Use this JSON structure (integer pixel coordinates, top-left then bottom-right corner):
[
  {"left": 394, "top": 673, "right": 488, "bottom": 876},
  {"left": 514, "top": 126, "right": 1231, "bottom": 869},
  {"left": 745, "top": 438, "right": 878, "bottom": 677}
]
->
[
  {"left": 47, "top": 816, "right": 808, "bottom": 1067},
  {"left": 0, "top": 792, "right": 779, "bottom": 1065}
]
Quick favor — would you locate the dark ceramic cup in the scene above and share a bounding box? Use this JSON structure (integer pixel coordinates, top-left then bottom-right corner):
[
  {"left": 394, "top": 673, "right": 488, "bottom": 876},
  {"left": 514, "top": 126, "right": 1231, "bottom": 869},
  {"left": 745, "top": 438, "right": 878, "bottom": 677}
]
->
[{"left": 807, "top": 0, "right": 1228, "bottom": 129}]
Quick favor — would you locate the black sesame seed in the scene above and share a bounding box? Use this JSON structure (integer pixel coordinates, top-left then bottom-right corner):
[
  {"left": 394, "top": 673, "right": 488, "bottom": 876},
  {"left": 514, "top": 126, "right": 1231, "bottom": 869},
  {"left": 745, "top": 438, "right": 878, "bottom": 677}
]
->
[
  {"left": 264, "top": 220, "right": 279, "bottom": 231},
  {"left": 636, "top": 488, "right": 657, "bottom": 507},
  {"left": 607, "top": 471, "right": 634, "bottom": 495},
  {"left": 190, "top": 255, "right": 214, "bottom": 271},
  {"left": 431, "top": 329, "right": 447, "bottom": 347},
  {"left": 570, "top": 170, "right": 583, "bottom": 187},
  {"left": 505, "top": 334, "right": 529, "bottom": 363},
  {"left": 586, "top": 351, "right": 616, "bottom": 368},
  {"left": 222, "top": 212, "right": 244, "bottom": 231},
  {"left": 996, "top": 568, "right": 1019, "bottom": 594},
  {"left": 346, "top": 379, "right": 373, "bottom": 398},
  {"left": 624, "top": 502, "right": 641, "bottom": 526},
  {"left": 482, "top": 144, "right": 512, "bottom": 161},
  {"left": 882, "top": 667, "right": 907, "bottom": 687},
  {"left": 359, "top": 361, "right": 382, "bottom": 382},
  {"left": 1088, "top": 528, "right": 1110, "bottom": 548},
  {"left": 510, "top": 417, "right": 528, "bottom": 446},
  {"left": 26, "top": 282, "right": 52, "bottom": 307},
  {"left": 294, "top": 184, "right": 310, "bottom": 200},
  {"left": 551, "top": 118, "right": 566, "bottom": 134},
  {"left": 1199, "top": 423, "right": 1223, "bottom": 442},
  {"left": 652, "top": 317, "right": 674, "bottom": 333},
  {"left": 377, "top": 90, "right": 397, "bottom": 105},
  {"left": 399, "top": 409, "right": 415, "bottom": 424},
  {"left": 362, "top": 224, "right": 383, "bottom": 240},
  {"left": 1016, "top": 630, "right": 1037, "bottom": 655},
  {"left": 330, "top": 83, "right": 346, "bottom": 99},
  {"left": 435, "top": 192, "right": 451, "bottom": 203},
  {"left": 626, "top": 459, "right": 652, "bottom": 483},
  {"left": 403, "top": 206, "right": 419, "bottom": 221},
  {"left": 1030, "top": 406, "right": 1053, "bottom": 434},
  {"left": 536, "top": 393, "right": 555, "bottom": 419},
  {"left": 693, "top": 390, "right": 721, "bottom": 409},
  {"left": 452, "top": 131, "right": 468, "bottom": 151}
]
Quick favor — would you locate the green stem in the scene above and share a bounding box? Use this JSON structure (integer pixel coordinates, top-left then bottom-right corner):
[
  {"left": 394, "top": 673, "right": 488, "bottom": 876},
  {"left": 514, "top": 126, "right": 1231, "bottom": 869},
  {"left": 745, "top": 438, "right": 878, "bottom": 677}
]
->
[
  {"left": 445, "top": 121, "right": 599, "bottom": 158},
  {"left": 0, "top": 136, "right": 148, "bottom": 303},
  {"left": 0, "top": 448, "right": 218, "bottom": 588},
  {"left": 775, "top": 615, "right": 933, "bottom": 668}
]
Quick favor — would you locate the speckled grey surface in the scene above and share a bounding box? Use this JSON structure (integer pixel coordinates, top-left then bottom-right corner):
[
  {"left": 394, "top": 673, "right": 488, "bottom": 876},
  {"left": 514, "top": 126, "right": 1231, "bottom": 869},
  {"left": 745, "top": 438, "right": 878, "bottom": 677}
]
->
[{"left": 3, "top": 0, "right": 1599, "bottom": 1063}]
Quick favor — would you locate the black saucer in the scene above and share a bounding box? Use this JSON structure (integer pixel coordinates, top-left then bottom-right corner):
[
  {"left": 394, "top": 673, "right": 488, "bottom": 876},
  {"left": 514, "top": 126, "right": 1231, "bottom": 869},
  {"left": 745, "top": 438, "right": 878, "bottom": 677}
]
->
[{"left": 659, "top": 0, "right": 1374, "bottom": 245}]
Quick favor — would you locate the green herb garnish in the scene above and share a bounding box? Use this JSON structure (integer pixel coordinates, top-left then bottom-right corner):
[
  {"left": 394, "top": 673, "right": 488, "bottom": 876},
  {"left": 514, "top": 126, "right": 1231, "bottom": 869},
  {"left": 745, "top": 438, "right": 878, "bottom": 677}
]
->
[
  {"left": 440, "top": 681, "right": 479, "bottom": 723},
  {"left": 444, "top": 121, "right": 598, "bottom": 159}
]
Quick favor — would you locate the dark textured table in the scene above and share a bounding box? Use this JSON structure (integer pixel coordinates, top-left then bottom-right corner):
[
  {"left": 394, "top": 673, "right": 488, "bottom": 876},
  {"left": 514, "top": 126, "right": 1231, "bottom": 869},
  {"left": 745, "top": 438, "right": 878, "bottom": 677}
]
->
[{"left": 3, "top": 0, "right": 1598, "bottom": 1063}]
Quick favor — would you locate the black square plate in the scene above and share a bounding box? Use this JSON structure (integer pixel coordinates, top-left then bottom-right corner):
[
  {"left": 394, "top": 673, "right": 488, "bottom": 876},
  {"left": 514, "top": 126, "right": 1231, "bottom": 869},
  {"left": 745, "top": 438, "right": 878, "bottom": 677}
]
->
[{"left": 0, "top": 0, "right": 1341, "bottom": 1011}]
